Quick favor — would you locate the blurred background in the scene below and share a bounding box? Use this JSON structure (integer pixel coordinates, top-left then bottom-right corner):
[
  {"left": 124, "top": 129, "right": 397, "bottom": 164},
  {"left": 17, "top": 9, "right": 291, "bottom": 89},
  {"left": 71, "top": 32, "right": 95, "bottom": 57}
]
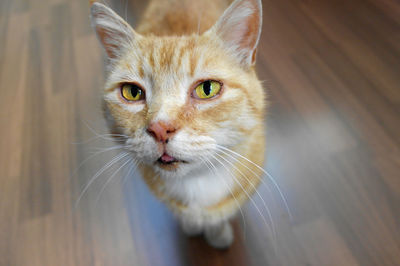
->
[{"left": 1, "top": 0, "right": 400, "bottom": 265}]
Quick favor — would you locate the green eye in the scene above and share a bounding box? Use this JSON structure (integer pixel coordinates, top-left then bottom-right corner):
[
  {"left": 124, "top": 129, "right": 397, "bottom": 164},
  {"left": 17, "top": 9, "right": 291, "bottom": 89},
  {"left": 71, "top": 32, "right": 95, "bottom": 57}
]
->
[
  {"left": 121, "top": 83, "right": 144, "bottom": 101},
  {"left": 193, "top": 80, "right": 222, "bottom": 99}
]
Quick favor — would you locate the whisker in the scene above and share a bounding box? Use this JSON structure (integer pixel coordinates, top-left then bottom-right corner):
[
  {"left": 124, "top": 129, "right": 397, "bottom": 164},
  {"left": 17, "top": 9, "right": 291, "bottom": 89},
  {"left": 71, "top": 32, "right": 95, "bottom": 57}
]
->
[
  {"left": 81, "top": 120, "right": 128, "bottom": 142},
  {"left": 89, "top": 144, "right": 126, "bottom": 153},
  {"left": 215, "top": 153, "right": 276, "bottom": 246},
  {"left": 216, "top": 144, "right": 293, "bottom": 220},
  {"left": 71, "top": 144, "right": 124, "bottom": 178},
  {"left": 209, "top": 153, "right": 274, "bottom": 238},
  {"left": 121, "top": 159, "right": 139, "bottom": 187},
  {"left": 74, "top": 151, "right": 130, "bottom": 209},
  {"left": 95, "top": 157, "right": 135, "bottom": 207},
  {"left": 200, "top": 156, "right": 247, "bottom": 239},
  {"left": 71, "top": 133, "right": 128, "bottom": 145},
  {"left": 216, "top": 147, "right": 279, "bottom": 219}
]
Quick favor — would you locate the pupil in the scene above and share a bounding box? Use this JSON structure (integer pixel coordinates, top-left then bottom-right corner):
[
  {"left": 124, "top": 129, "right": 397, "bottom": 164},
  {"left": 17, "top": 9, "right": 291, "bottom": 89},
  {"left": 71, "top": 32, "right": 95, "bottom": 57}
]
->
[
  {"left": 203, "top": 81, "right": 211, "bottom": 96},
  {"left": 131, "top": 86, "right": 139, "bottom": 98}
]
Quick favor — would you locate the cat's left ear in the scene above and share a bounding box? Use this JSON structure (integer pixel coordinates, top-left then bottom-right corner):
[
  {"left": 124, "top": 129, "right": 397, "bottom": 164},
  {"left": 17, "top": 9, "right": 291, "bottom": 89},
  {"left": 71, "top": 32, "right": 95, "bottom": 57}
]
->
[
  {"left": 208, "top": 0, "right": 262, "bottom": 67},
  {"left": 90, "top": 2, "right": 139, "bottom": 60}
]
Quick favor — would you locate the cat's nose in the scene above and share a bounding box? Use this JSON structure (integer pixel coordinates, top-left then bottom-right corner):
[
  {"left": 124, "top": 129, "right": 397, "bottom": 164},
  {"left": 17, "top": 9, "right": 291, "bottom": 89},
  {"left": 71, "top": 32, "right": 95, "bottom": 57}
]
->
[{"left": 147, "top": 121, "right": 177, "bottom": 143}]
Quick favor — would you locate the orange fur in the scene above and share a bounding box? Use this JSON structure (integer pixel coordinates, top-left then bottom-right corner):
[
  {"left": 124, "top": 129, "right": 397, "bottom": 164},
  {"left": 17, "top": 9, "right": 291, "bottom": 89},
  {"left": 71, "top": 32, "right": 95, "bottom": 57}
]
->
[{"left": 91, "top": 0, "right": 267, "bottom": 248}]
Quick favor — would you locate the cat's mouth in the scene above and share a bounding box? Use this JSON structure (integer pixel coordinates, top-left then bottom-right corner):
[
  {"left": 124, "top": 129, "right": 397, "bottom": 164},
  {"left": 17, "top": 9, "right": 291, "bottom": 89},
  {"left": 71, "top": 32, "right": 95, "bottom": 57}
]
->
[{"left": 156, "top": 153, "right": 187, "bottom": 170}]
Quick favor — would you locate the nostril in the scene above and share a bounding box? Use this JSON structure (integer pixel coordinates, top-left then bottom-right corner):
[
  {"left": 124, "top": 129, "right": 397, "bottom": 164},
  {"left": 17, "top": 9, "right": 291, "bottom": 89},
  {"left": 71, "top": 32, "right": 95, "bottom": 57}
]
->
[
  {"left": 147, "top": 121, "right": 178, "bottom": 142},
  {"left": 147, "top": 129, "right": 155, "bottom": 138}
]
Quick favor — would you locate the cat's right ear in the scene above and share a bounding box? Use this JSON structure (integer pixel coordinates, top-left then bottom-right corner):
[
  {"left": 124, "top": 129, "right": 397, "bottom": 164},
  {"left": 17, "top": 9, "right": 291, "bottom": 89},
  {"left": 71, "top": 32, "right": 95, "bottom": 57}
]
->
[
  {"left": 90, "top": 2, "right": 138, "bottom": 60},
  {"left": 207, "top": 0, "right": 262, "bottom": 68}
]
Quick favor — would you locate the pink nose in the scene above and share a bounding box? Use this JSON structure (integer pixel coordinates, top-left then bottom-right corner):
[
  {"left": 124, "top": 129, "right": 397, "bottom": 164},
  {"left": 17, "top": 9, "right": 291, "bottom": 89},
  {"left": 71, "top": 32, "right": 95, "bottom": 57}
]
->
[{"left": 147, "top": 121, "right": 177, "bottom": 143}]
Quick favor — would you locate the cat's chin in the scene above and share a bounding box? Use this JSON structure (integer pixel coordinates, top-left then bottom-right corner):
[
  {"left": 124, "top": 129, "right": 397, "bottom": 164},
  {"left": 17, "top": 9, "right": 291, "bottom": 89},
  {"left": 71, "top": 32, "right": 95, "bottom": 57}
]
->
[
  {"left": 152, "top": 160, "right": 201, "bottom": 179},
  {"left": 156, "top": 160, "right": 186, "bottom": 171}
]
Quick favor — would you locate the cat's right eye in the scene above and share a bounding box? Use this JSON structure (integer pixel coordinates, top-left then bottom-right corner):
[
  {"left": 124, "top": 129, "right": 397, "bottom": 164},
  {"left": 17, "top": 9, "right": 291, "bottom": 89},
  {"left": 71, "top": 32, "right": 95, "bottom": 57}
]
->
[{"left": 120, "top": 83, "right": 145, "bottom": 102}]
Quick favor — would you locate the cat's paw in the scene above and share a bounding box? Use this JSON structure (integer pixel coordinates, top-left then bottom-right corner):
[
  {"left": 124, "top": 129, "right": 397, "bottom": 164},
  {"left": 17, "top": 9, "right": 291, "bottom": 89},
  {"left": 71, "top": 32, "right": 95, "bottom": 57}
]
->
[
  {"left": 204, "top": 222, "right": 233, "bottom": 249},
  {"left": 181, "top": 221, "right": 203, "bottom": 237}
]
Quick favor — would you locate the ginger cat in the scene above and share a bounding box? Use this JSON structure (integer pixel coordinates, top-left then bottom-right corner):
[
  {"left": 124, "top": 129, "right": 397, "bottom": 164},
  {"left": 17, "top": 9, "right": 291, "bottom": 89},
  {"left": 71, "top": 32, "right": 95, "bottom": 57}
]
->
[{"left": 90, "top": 0, "right": 266, "bottom": 248}]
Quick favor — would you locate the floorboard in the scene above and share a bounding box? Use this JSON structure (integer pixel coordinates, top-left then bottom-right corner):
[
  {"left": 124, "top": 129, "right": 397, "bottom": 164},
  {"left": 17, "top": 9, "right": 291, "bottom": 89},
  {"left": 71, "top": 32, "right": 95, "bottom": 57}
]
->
[{"left": 0, "top": 0, "right": 399, "bottom": 265}]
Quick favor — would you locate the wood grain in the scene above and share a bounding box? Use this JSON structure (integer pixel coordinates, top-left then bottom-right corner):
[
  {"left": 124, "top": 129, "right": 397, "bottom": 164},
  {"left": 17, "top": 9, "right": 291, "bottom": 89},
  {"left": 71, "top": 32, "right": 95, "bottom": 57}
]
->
[{"left": 1, "top": 0, "right": 399, "bottom": 265}]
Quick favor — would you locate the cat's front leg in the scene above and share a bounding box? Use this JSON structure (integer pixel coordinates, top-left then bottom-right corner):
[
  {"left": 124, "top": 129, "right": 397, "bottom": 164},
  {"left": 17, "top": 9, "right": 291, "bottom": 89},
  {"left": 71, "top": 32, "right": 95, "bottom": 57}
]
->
[
  {"left": 180, "top": 219, "right": 203, "bottom": 237},
  {"left": 204, "top": 221, "right": 233, "bottom": 249}
]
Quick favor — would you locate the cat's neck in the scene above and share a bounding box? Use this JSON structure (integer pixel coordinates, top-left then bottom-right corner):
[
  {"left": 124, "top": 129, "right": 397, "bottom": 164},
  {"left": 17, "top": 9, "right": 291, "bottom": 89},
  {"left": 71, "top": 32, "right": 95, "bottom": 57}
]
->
[{"left": 136, "top": 0, "right": 233, "bottom": 36}]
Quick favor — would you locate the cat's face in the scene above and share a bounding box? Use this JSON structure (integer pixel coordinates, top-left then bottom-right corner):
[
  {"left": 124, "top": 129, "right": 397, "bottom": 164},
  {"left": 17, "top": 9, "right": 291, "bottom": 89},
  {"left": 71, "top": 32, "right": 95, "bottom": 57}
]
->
[{"left": 91, "top": 0, "right": 265, "bottom": 178}]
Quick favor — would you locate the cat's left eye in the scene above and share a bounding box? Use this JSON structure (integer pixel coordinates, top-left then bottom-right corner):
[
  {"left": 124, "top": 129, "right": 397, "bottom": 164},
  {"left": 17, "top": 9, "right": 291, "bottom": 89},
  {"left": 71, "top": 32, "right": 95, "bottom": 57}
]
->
[
  {"left": 120, "top": 83, "right": 145, "bottom": 102},
  {"left": 192, "top": 80, "right": 222, "bottom": 100}
]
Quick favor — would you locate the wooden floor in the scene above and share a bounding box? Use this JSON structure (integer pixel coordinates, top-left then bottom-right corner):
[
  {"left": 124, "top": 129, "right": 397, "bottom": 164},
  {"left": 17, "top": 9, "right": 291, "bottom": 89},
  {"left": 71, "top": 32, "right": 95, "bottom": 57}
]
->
[{"left": 1, "top": 0, "right": 400, "bottom": 265}]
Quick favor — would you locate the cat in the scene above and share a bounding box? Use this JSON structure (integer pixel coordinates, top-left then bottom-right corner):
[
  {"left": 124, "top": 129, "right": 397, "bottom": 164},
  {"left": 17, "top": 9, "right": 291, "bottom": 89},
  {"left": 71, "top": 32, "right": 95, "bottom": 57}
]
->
[{"left": 90, "top": 0, "right": 266, "bottom": 248}]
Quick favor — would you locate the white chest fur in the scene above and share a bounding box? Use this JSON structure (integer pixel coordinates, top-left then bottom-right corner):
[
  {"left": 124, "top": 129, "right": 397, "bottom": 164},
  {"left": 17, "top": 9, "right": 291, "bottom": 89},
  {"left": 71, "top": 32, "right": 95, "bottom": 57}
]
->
[{"left": 161, "top": 163, "right": 236, "bottom": 208}]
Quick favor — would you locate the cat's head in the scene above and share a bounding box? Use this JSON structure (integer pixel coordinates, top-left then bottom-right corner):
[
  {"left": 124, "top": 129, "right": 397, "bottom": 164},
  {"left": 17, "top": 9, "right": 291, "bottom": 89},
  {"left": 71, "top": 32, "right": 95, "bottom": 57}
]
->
[{"left": 90, "top": 0, "right": 265, "bottom": 178}]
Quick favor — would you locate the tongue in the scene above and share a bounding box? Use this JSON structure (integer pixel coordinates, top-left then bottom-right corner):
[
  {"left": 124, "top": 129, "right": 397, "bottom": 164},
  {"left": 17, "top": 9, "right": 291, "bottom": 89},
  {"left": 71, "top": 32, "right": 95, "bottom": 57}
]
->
[{"left": 161, "top": 153, "right": 175, "bottom": 163}]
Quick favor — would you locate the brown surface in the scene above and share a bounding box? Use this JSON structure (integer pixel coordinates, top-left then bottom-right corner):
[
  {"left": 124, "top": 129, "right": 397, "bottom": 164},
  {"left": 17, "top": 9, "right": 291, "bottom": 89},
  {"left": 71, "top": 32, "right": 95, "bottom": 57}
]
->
[{"left": 1, "top": 0, "right": 400, "bottom": 265}]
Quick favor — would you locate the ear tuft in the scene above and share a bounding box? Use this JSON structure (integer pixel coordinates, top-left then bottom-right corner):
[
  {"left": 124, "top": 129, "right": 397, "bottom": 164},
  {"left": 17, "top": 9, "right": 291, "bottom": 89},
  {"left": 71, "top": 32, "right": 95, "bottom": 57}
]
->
[
  {"left": 210, "top": 0, "right": 262, "bottom": 67},
  {"left": 90, "top": 3, "right": 137, "bottom": 60}
]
